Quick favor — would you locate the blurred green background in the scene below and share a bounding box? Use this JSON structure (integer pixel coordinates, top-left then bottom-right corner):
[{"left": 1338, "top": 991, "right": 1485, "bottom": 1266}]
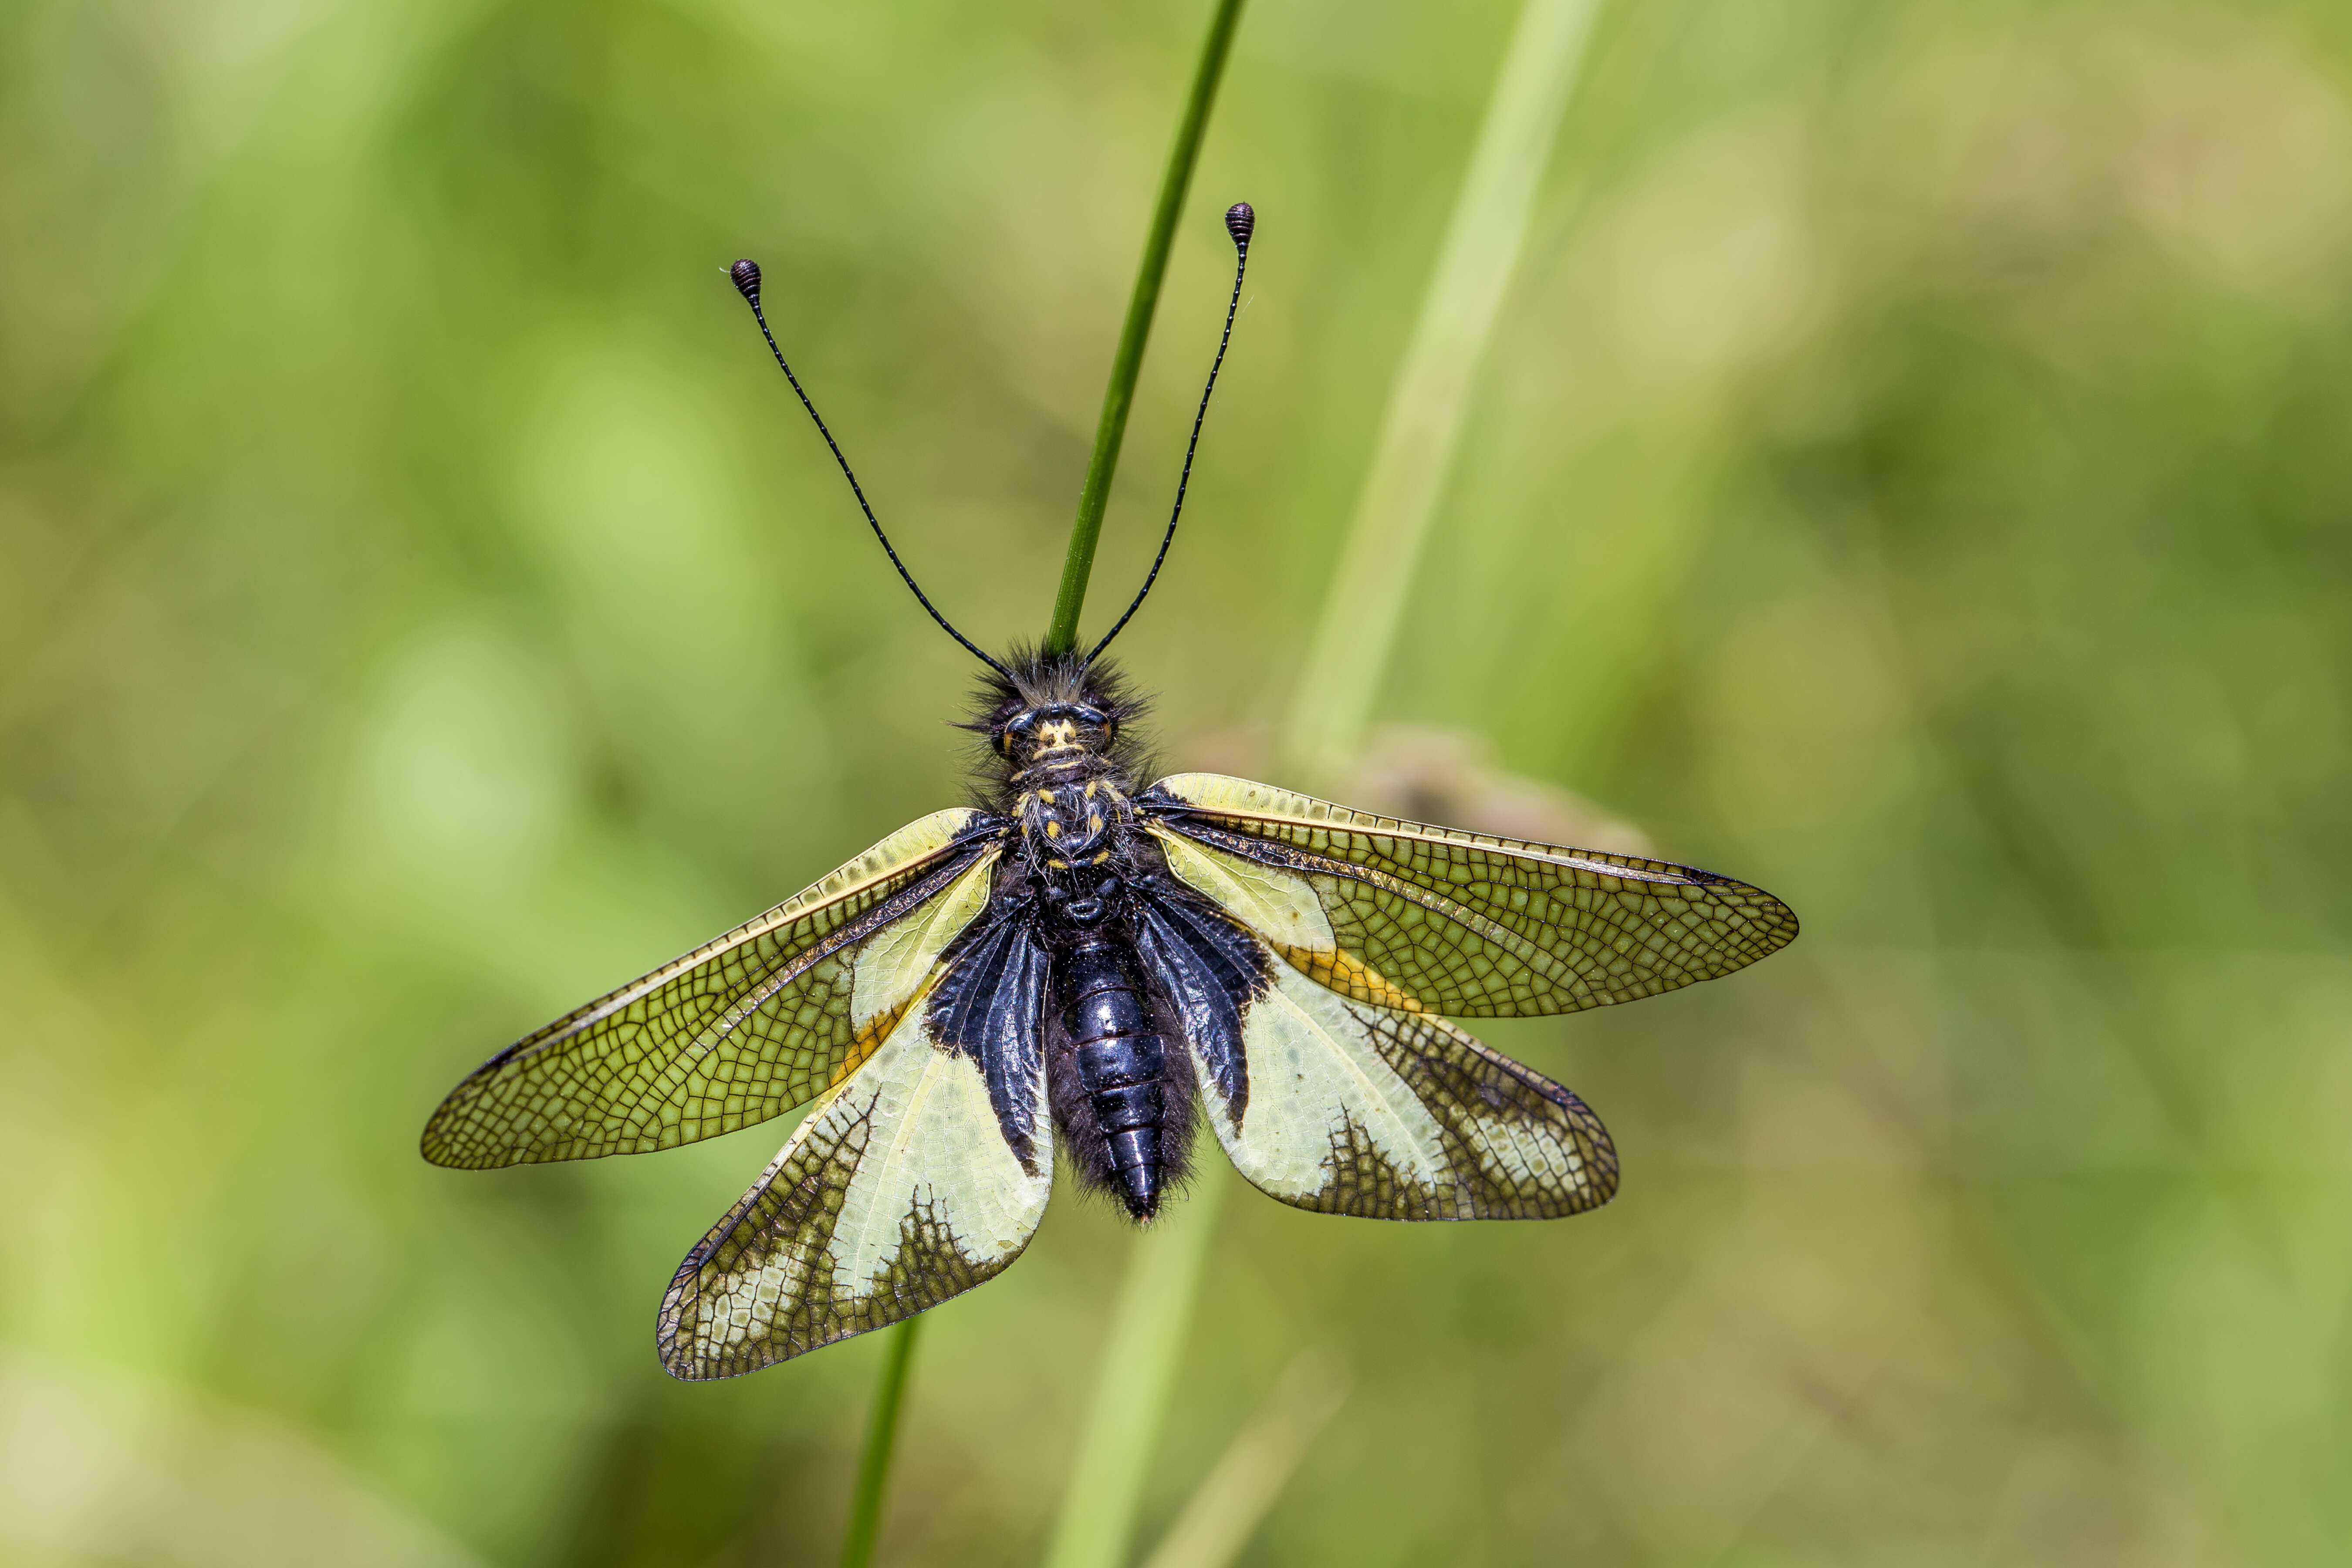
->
[{"left": 5, "top": 0, "right": 2350, "bottom": 1563}]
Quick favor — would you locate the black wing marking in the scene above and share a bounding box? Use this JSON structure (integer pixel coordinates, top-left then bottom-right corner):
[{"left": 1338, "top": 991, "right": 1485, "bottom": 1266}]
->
[
  {"left": 925, "top": 906, "right": 1051, "bottom": 1173},
  {"left": 1132, "top": 884, "right": 1267, "bottom": 1119}
]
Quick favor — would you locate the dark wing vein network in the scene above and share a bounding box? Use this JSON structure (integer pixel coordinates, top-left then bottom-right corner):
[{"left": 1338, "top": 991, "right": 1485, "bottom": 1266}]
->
[
  {"left": 1342, "top": 1005, "right": 1619, "bottom": 1218},
  {"left": 1147, "top": 773, "right": 1796, "bottom": 1018},
  {"left": 421, "top": 812, "right": 1001, "bottom": 1169},
  {"left": 1259, "top": 1000, "right": 1621, "bottom": 1220}
]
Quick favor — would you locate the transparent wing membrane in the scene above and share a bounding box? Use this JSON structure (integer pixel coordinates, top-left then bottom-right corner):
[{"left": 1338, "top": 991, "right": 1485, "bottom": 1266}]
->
[
  {"left": 420, "top": 812, "right": 1002, "bottom": 1169},
  {"left": 1148, "top": 773, "right": 1796, "bottom": 1018}
]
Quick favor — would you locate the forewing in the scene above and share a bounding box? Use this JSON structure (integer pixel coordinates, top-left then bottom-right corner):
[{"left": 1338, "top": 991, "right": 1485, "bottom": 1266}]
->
[
  {"left": 1191, "top": 953, "right": 1615, "bottom": 1220},
  {"left": 1148, "top": 772, "right": 1795, "bottom": 1018},
  {"left": 421, "top": 811, "right": 1002, "bottom": 1169},
  {"left": 657, "top": 941, "right": 1053, "bottom": 1378}
]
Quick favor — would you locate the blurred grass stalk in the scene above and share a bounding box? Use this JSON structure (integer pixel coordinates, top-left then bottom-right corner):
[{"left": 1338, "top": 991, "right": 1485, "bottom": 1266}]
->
[
  {"left": 1047, "top": 3, "right": 1601, "bottom": 1565},
  {"left": 1283, "top": 0, "right": 1601, "bottom": 789},
  {"left": 838, "top": 1317, "right": 922, "bottom": 1568},
  {"left": 1133, "top": 1355, "right": 1349, "bottom": 1568},
  {"left": 1041, "top": 1173, "right": 1232, "bottom": 1568}
]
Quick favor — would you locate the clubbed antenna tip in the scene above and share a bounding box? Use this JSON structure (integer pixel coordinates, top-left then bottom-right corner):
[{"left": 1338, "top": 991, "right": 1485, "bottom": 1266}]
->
[
  {"left": 1225, "top": 203, "right": 1254, "bottom": 249},
  {"left": 730, "top": 258, "right": 762, "bottom": 301}
]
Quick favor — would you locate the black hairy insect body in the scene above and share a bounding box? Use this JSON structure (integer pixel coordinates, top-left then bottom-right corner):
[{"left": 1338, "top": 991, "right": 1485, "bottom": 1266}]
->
[{"left": 968, "top": 652, "right": 1227, "bottom": 1220}]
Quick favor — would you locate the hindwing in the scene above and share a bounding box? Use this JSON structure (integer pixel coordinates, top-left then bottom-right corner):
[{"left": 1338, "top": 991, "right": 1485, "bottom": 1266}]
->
[
  {"left": 659, "top": 920, "right": 1053, "bottom": 1378},
  {"left": 1128, "top": 880, "right": 1615, "bottom": 1220},
  {"left": 422, "top": 811, "right": 1004, "bottom": 1169},
  {"left": 1197, "top": 953, "right": 1614, "bottom": 1219},
  {"left": 1146, "top": 773, "right": 1795, "bottom": 1018}
]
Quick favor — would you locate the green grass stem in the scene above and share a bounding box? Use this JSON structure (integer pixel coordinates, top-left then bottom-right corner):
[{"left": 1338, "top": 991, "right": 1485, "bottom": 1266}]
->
[
  {"left": 821, "top": 9, "right": 1254, "bottom": 1564},
  {"left": 1041, "top": 7, "right": 1601, "bottom": 1564},
  {"left": 1042, "top": 0, "right": 1249, "bottom": 656},
  {"left": 1134, "top": 1352, "right": 1349, "bottom": 1568},
  {"left": 838, "top": 1317, "right": 923, "bottom": 1568},
  {"left": 843, "top": 10, "right": 1248, "bottom": 1558}
]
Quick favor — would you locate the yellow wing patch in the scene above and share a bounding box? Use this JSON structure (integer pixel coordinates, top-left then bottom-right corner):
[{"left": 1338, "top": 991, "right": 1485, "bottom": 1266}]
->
[{"left": 1201, "top": 959, "right": 1447, "bottom": 1203}]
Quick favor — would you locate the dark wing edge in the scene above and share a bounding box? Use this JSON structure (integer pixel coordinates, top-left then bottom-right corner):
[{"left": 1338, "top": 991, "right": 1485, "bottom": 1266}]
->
[
  {"left": 421, "top": 811, "right": 1006, "bottom": 1169},
  {"left": 656, "top": 913, "right": 1054, "bottom": 1379},
  {"left": 1348, "top": 1003, "right": 1620, "bottom": 1220},
  {"left": 1142, "top": 771, "right": 1796, "bottom": 1018}
]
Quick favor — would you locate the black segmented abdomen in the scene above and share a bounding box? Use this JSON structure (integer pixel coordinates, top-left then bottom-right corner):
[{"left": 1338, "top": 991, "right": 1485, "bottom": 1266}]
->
[{"left": 1054, "top": 932, "right": 1168, "bottom": 1218}]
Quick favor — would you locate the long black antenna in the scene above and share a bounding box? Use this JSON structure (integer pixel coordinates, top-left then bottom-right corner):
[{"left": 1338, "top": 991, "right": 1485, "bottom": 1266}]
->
[
  {"left": 730, "top": 259, "right": 1014, "bottom": 680},
  {"left": 1085, "top": 203, "right": 1255, "bottom": 666}
]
